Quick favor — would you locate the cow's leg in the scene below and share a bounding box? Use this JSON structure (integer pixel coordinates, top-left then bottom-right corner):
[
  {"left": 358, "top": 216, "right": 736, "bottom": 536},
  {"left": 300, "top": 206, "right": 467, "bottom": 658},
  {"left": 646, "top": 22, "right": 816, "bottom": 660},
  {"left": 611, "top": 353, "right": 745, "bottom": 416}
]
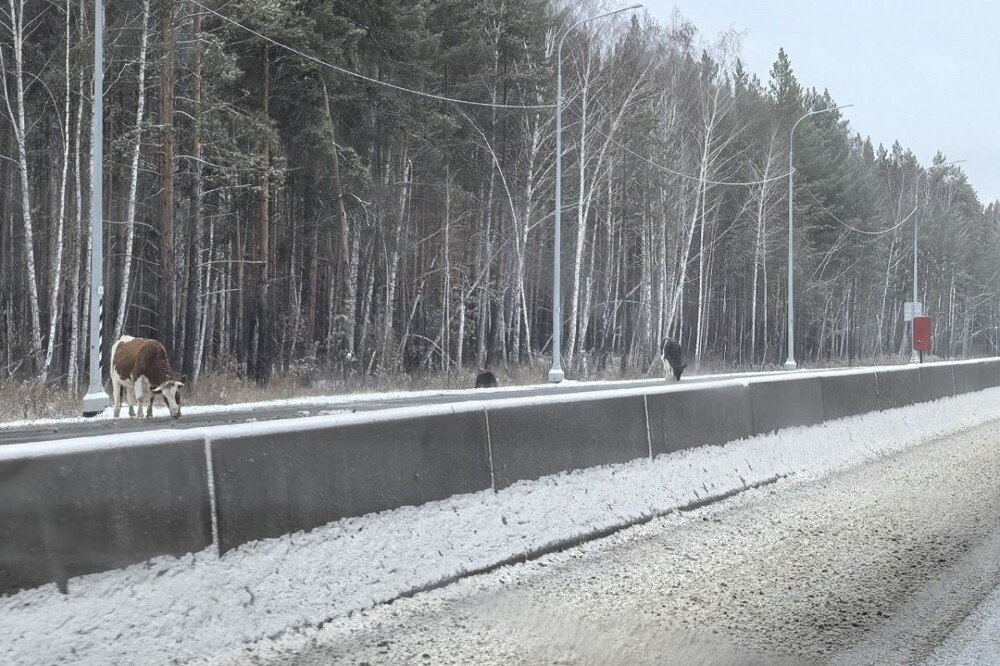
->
[
  {"left": 126, "top": 383, "right": 138, "bottom": 417},
  {"left": 111, "top": 373, "right": 122, "bottom": 417},
  {"left": 123, "top": 381, "right": 137, "bottom": 418},
  {"left": 132, "top": 378, "right": 146, "bottom": 418},
  {"left": 138, "top": 377, "right": 154, "bottom": 418},
  {"left": 661, "top": 356, "right": 670, "bottom": 380}
]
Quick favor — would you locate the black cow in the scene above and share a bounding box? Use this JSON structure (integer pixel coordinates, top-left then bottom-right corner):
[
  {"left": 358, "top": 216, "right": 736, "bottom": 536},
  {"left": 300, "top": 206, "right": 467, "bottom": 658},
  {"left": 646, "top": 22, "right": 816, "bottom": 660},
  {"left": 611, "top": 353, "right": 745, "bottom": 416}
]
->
[
  {"left": 661, "top": 338, "right": 687, "bottom": 381},
  {"left": 475, "top": 371, "right": 498, "bottom": 388}
]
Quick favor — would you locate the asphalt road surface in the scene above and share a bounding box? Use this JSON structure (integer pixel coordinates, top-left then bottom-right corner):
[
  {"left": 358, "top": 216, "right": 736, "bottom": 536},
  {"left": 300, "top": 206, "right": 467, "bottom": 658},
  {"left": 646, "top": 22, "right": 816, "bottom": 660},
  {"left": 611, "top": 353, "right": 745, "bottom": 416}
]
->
[
  {"left": 0, "top": 371, "right": 764, "bottom": 446},
  {"left": 223, "top": 420, "right": 1000, "bottom": 666}
]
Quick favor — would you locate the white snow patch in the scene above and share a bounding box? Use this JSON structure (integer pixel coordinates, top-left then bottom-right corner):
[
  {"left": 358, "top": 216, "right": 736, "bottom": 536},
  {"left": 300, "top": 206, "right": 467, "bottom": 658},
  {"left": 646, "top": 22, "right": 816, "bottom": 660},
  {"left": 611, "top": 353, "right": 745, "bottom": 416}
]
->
[{"left": 3, "top": 388, "right": 1000, "bottom": 666}]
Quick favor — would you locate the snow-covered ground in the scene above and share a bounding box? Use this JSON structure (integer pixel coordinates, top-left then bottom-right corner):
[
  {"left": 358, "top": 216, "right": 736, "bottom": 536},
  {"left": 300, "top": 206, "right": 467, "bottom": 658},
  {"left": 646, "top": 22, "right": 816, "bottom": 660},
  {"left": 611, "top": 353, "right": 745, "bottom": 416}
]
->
[
  {"left": 924, "top": 580, "right": 1000, "bottom": 665},
  {"left": 2, "top": 385, "right": 1000, "bottom": 666}
]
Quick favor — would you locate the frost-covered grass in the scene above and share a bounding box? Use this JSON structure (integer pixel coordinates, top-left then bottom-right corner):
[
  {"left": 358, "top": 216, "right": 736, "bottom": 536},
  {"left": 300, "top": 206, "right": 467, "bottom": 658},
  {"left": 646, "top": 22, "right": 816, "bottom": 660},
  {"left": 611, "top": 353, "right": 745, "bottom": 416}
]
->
[
  {"left": 0, "top": 378, "right": 81, "bottom": 423},
  {"left": 3, "top": 387, "right": 1000, "bottom": 666}
]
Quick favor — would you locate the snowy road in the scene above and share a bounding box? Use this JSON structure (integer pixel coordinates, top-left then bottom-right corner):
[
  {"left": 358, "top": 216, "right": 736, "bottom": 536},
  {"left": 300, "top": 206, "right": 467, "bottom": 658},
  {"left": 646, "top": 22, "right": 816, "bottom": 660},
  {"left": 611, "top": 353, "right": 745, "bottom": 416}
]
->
[{"left": 227, "top": 421, "right": 1000, "bottom": 666}]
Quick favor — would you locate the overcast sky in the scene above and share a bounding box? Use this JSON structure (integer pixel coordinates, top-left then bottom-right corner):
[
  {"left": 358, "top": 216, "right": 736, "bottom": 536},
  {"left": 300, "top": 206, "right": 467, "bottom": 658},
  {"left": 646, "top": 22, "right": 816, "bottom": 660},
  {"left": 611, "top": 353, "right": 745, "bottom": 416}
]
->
[{"left": 646, "top": 1, "right": 1000, "bottom": 204}]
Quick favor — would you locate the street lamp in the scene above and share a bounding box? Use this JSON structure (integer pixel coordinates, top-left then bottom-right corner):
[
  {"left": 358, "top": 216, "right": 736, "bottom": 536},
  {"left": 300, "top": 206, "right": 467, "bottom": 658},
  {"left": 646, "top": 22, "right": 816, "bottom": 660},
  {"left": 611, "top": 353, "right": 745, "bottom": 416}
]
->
[
  {"left": 783, "top": 103, "right": 853, "bottom": 371},
  {"left": 550, "top": 4, "right": 641, "bottom": 383},
  {"left": 82, "top": 0, "right": 107, "bottom": 415},
  {"left": 909, "top": 159, "right": 965, "bottom": 363}
]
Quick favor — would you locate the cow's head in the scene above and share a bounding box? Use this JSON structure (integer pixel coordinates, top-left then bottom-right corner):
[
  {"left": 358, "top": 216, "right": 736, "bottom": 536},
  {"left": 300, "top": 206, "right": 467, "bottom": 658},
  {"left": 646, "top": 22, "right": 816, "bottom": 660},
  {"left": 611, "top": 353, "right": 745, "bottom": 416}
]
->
[
  {"left": 152, "top": 375, "right": 186, "bottom": 419},
  {"left": 672, "top": 363, "right": 687, "bottom": 381}
]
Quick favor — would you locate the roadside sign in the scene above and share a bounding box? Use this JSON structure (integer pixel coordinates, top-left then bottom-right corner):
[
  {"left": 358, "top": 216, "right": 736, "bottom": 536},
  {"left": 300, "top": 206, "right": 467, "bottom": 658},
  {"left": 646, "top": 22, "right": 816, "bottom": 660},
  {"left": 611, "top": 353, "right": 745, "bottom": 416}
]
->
[
  {"left": 913, "top": 316, "right": 931, "bottom": 353},
  {"left": 904, "top": 301, "right": 923, "bottom": 322}
]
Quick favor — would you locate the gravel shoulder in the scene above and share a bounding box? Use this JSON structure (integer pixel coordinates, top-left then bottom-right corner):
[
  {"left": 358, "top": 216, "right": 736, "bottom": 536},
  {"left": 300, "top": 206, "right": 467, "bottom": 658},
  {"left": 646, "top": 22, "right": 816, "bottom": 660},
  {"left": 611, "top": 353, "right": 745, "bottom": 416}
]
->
[{"left": 223, "top": 420, "right": 1000, "bottom": 666}]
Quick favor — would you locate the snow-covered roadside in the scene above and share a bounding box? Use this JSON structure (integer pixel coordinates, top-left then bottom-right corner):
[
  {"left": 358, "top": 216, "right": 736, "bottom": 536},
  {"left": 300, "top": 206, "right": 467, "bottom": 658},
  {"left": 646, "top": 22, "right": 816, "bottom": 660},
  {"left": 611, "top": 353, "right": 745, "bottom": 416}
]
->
[
  {"left": 924, "top": 580, "right": 1000, "bottom": 665},
  {"left": 3, "top": 388, "right": 1000, "bottom": 666}
]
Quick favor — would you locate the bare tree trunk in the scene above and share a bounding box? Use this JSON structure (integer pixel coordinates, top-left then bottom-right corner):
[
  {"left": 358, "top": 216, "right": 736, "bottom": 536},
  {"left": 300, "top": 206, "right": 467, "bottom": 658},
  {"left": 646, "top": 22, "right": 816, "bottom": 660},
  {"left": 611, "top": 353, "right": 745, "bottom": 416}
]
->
[
  {"left": 380, "top": 155, "right": 410, "bottom": 371},
  {"left": 320, "top": 81, "right": 350, "bottom": 271},
  {"left": 566, "top": 57, "right": 648, "bottom": 364},
  {"left": 457, "top": 284, "right": 467, "bottom": 369},
  {"left": 41, "top": 0, "right": 74, "bottom": 379},
  {"left": 442, "top": 166, "right": 452, "bottom": 371},
  {"left": 1, "top": 0, "right": 44, "bottom": 365},
  {"left": 694, "top": 182, "right": 709, "bottom": 370},
  {"left": 344, "top": 219, "right": 360, "bottom": 357},
  {"left": 321, "top": 79, "right": 353, "bottom": 356},
  {"left": 750, "top": 134, "right": 778, "bottom": 366},
  {"left": 359, "top": 239, "right": 375, "bottom": 368},
  {"left": 565, "top": 53, "right": 593, "bottom": 364},
  {"left": 249, "top": 43, "right": 271, "bottom": 381},
  {"left": 184, "top": 4, "right": 204, "bottom": 375},
  {"left": 113, "top": 0, "right": 151, "bottom": 343},
  {"left": 158, "top": 0, "right": 175, "bottom": 354},
  {"left": 193, "top": 217, "right": 213, "bottom": 381},
  {"left": 68, "top": 68, "right": 86, "bottom": 388},
  {"left": 477, "top": 175, "right": 494, "bottom": 369}
]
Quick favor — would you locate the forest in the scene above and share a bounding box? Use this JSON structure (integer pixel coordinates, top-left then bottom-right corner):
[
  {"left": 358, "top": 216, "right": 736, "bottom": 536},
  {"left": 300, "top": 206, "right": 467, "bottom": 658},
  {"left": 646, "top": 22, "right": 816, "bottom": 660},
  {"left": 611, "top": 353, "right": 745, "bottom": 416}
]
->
[{"left": 2, "top": 0, "right": 998, "bottom": 394}]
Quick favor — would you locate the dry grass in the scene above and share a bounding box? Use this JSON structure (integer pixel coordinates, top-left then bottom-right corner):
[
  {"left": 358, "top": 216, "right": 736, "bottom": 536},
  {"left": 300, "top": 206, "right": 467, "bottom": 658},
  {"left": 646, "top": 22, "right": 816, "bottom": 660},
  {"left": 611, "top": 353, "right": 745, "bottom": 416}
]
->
[
  {"left": 0, "top": 379, "right": 83, "bottom": 423},
  {"left": 0, "top": 351, "right": 930, "bottom": 424}
]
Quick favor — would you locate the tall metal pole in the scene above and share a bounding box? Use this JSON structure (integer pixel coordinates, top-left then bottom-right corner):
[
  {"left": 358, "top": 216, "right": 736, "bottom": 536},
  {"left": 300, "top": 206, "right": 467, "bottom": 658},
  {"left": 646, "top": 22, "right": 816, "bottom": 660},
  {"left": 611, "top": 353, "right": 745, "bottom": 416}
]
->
[
  {"left": 909, "top": 159, "right": 963, "bottom": 363},
  {"left": 550, "top": 34, "right": 565, "bottom": 383},
  {"left": 784, "top": 103, "right": 852, "bottom": 371},
  {"left": 910, "top": 196, "right": 919, "bottom": 363},
  {"left": 82, "top": 0, "right": 107, "bottom": 415},
  {"left": 550, "top": 4, "right": 640, "bottom": 383}
]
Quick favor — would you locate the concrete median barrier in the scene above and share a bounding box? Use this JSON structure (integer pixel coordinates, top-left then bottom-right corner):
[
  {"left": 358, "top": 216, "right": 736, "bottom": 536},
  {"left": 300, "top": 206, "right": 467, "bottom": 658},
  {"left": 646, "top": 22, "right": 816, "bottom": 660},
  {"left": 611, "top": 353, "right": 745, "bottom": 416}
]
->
[
  {"left": 750, "top": 377, "right": 825, "bottom": 434},
  {"left": 980, "top": 359, "right": 1000, "bottom": 388},
  {"left": 918, "top": 365, "right": 955, "bottom": 402},
  {"left": 6, "top": 359, "right": 998, "bottom": 597},
  {"left": 487, "top": 395, "right": 648, "bottom": 490},
  {"left": 875, "top": 367, "right": 923, "bottom": 410},
  {"left": 0, "top": 439, "right": 212, "bottom": 596},
  {"left": 821, "top": 372, "right": 879, "bottom": 421},
  {"left": 646, "top": 384, "right": 753, "bottom": 456},
  {"left": 210, "top": 411, "right": 491, "bottom": 553},
  {"left": 952, "top": 363, "right": 984, "bottom": 395}
]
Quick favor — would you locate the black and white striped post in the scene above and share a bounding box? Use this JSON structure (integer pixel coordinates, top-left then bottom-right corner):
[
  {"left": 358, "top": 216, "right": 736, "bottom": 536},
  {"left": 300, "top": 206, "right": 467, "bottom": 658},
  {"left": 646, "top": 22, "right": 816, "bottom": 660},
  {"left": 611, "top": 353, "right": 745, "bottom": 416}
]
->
[{"left": 82, "top": 0, "right": 108, "bottom": 416}]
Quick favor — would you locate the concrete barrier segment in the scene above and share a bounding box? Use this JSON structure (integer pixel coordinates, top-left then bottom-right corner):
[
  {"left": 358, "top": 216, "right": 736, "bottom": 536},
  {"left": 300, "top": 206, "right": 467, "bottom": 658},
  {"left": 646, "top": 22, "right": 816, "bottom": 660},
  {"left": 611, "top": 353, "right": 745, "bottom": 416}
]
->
[
  {"left": 821, "top": 372, "right": 879, "bottom": 421},
  {"left": 750, "top": 377, "right": 825, "bottom": 435},
  {"left": 646, "top": 384, "right": 753, "bottom": 456},
  {"left": 918, "top": 364, "right": 956, "bottom": 402},
  {"left": 952, "top": 362, "right": 984, "bottom": 395},
  {"left": 875, "top": 367, "right": 923, "bottom": 411},
  {"left": 0, "top": 439, "right": 211, "bottom": 596},
  {"left": 487, "top": 395, "right": 649, "bottom": 490},
  {"left": 210, "top": 410, "right": 492, "bottom": 553}
]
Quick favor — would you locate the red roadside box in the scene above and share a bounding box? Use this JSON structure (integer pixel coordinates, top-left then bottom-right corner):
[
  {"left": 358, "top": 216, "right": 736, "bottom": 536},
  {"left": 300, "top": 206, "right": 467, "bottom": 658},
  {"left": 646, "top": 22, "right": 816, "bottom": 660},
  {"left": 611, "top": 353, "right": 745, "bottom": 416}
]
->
[{"left": 913, "top": 316, "right": 931, "bottom": 353}]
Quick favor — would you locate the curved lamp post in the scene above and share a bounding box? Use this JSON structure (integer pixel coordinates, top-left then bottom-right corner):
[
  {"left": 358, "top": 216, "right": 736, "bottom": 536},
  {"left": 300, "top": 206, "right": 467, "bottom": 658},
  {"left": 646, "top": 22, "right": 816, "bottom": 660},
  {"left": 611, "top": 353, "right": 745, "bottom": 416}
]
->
[
  {"left": 783, "top": 103, "right": 853, "bottom": 371},
  {"left": 550, "top": 4, "right": 641, "bottom": 383}
]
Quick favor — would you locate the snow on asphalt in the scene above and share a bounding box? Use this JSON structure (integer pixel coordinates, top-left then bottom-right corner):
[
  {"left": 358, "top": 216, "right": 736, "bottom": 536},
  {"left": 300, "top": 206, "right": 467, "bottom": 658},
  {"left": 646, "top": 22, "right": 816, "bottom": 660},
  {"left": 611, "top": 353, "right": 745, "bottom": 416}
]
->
[
  {"left": 245, "top": 417, "right": 1000, "bottom": 666},
  {"left": 2, "top": 387, "right": 1000, "bottom": 665},
  {"left": 924, "top": 580, "right": 1000, "bottom": 665}
]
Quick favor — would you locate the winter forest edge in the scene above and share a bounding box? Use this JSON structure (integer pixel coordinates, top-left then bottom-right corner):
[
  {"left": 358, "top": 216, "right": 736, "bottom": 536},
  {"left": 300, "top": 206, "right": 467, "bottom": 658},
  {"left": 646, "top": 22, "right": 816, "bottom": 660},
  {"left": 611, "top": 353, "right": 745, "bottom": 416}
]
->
[{"left": 1, "top": 0, "right": 998, "bottom": 407}]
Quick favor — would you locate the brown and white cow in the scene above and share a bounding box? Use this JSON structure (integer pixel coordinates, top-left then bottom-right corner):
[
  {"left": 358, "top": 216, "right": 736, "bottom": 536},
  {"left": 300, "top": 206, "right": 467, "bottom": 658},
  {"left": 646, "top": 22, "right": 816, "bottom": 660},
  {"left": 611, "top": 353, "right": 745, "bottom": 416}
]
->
[{"left": 110, "top": 335, "right": 186, "bottom": 419}]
